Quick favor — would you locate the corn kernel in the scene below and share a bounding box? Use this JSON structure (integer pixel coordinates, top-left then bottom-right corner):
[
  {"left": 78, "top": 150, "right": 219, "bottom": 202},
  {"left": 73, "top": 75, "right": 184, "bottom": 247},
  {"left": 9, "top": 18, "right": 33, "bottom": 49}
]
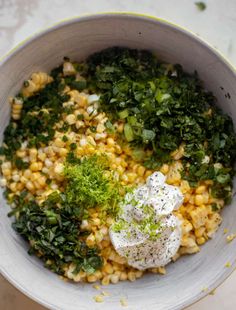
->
[
  {"left": 87, "top": 275, "right": 97, "bottom": 283},
  {"left": 195, "top": 185, "right": 206, "bottom": 194},
  {"left": 103, "top": 263, "right": 113, "bottom": 274},
  {"left": 194, "top": 195, "right": 204, "bottom": 206},
  {"left": 93, "top": 295, "right": 104, "bottom": 303},
  {"left": 110, "top": 274, "right": 119, "bottom": 284},
  {"left": 0, "top": 178, "right": 7, "bottom": 187},
  {"left": 86, "top": 234, "right": 95, "bottom": 247},
  {"left": 65, "top": 114, "right": 76, "bottom": 125},
  {"left": 137, "top": 166, "right": 145, "bottom": 177},
  {"left": 101, "top": 275, "right": 110, "bottom": 286},
  {"left": 120, "top": 272, "right": 128, "bottom": 281},
  {"left": 127, "top": 271, "right": 136, "bottom": 282},
  {"left": 196, "top": 237, "right": 206, "bottom": 245},
  {"left": 120, "top": 298, "right": 128, "bottom": 307},
  {"left": 26, "top": 181, "right": 35, "bottom": 191},
  {"left": 160, "top": 164, "right": 169, "bottom": 175}
]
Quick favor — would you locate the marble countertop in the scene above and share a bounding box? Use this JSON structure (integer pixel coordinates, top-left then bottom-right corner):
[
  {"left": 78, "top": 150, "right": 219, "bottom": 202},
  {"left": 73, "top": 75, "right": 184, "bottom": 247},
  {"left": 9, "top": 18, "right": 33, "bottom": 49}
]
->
[{"left": 0, "top": 0, "right": 236, "bottom": 309}]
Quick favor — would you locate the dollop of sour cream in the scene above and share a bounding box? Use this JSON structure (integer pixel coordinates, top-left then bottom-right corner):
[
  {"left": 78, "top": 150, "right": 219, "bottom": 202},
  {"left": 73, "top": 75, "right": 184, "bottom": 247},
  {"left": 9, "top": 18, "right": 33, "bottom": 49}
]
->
[{"left": 109, "top": 172, "right": 184, "bottom": 270}]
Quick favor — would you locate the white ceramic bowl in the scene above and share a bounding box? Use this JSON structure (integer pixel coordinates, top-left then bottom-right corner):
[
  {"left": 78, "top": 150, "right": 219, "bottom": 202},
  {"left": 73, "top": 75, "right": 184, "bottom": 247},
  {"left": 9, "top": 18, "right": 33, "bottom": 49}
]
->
[{"left": 0, "top": 13, "right": 236, "bottom": 310}]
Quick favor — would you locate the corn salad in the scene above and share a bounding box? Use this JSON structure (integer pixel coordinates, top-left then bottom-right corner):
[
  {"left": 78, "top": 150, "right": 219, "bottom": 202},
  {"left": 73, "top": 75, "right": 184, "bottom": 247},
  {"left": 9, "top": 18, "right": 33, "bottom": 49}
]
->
[{"left": 0, "top": 50, "right": 235, "bottom": 285}]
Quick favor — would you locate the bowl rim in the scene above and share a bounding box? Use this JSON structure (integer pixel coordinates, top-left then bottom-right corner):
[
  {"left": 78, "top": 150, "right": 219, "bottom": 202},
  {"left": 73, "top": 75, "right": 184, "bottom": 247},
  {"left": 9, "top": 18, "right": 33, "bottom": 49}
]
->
[{"left": 0, "top": 12, "right": 236, "bottom": 310}]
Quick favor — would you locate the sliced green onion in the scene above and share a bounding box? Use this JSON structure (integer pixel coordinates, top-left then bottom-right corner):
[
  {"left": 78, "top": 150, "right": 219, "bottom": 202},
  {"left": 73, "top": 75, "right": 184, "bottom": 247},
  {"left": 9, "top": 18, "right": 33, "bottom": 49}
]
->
[
  {"left": 124, "top": 123, "right": 134, "bottom": 142},
  {"left": 118, "top": 109, "right": 129, "bottom": 119}
]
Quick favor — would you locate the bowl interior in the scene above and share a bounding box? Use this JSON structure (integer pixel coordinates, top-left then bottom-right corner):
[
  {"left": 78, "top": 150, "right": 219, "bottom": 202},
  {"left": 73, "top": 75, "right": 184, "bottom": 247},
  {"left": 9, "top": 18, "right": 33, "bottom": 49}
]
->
[{"left": 0, "top": 14, "right": 236, "bottom": 310}]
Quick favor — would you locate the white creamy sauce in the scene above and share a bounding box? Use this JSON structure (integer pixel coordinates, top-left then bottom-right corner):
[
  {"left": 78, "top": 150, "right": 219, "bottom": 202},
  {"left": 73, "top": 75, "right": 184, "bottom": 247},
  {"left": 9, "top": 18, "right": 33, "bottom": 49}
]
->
[{"left": 109, "top": 171, "right": 184, "bottom": 270}]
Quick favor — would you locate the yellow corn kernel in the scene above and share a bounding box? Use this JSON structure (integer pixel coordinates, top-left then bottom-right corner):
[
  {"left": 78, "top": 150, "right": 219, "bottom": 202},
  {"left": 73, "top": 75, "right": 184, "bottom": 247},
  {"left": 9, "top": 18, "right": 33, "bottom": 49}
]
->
[
  {"left": 1, "top": 162, "right": 11, "bottom": 170},
  {"left": 59, "top": 148, "right": 68, "bottom": 157},
  {"left": 181, "top": 236, "right": 197, "bottom": 248},
  {"left": 127, "top": 271, "right": 136, "bottom": 282},
  {"left": 54, "top": 138, "right": 65, "bottom": 148},
  {"left": 117, "top": 123, "right": 124, "bottom": 133},
  {"left": 127, "top": 172, "right": 137, "bottom": 183},
  {"left": 87, "top": 274, "right": 97, "bottom": 283},
  {"left": 101, "top": 247, "right": 112, "bottom": 259},
  {"left": 17, "top": 182, "right": 25, "bottom": 191},
  {"left": 26, "top": 181, "right": 35, "bottom": 191},
  {"left": 95, "top": 231, "right": 103, "bottom": 243},
  {"left": 96, "top": 124, "right": 106, "bottom": 133},
  {"left": 29, "top": 162, "right": 40, "bottom": 172},
  {"left": 93, "top": 295, "right": 104, "bottom": 303},
  {"left": 93, "top": 284, "right": 101, "bottom": 290},
  {"left": 114, "top": 144, "right": 122, "bottom": 154},
  {"left": 92, "top": 218, "right": 101, "bottom": 226},
  {"left": 2, "top": 168, "right": 11, "bottom": 177},
  {"left": 195, "top": 227, "right": 205, "bottom": 238},
  {"left": 194, "top": 195, "right": 204, "bottom": 206},
  {"left": 37, "top": 152, "right": 46, "bottom": 162},
  {"left": 29, "top": 148, "right": 37, "bottom": 158},
  {"left": 65, "top": 114, "right": 76, "bottom": 125},
  {"left": 9, "top": 182, "right": 17, "bottom": 192},
  {"left": 94, "top": 271, "right": 102, "bottom": 280},
  {"left": 179, "top": 246, "right": 200, "bottom": 255},
  {"left": 190, "top": 206, "right": 208, "bottom": 229},
  {"left": 86, "top": 146, "right": 95, "bottom": 154},
  {"left": 86, "top": 234, "right": 95, "bottom": 247},
  {"left": 0, "top": 178, "right": 7, "bottom": 187},
  {"left": 184, "top": 193, "right": 191, "bottom": 203},
  {"left": 120, "top": 160, "right": 128, "bottom": 168},
  {"left": 12, "top": 173, "right": 20, "bottom": 182},
  {"left": 206, "top": 213, "right": 222, "bottom": 238},
  {"left": 54, "top": 163, "right": 64, "bottom": 175},
  {"left": 157, "top": 267, "right": 166, "bottom": 275},
  {"left": 103, "top": 263, "right": 113, "bottom": 274},
  {"left": 196, "top": 237, "right": 206, "bottom": 245},
  {"left": 16, "top": 149, "right": 26, "bottom": 158},
  {"left": 204, "top": 180, "right": 213, "bottom": 186},
  {"left": 226, "top": 234, "right": 236, "bottom": 243},
  {"left": 180, "top": 180, "right": 191, "bottom": 194},
  {"left": 37, "top": 176, "right": 46, "bottom": 187},
  {"left": 195, "top": 185, "right": 206, "bottom": 194},
  {"left": 202, "top": 192, "right": 209, "bottom": 204},
  {"left": 135, "top": 270, "right": 143, "bottom": 278},
  {"left": 121, "top": 174, "right": 128, "bottom": 183},
  {"left": 137, "top": 166, "right": 145, "bottom": 177},
  {"left": 182, "top": 220, "right": 193, "bottom": 234},
  {"left": 120, "top": 272, "right": 128, "bottom": 281},
  {"left": 160, "top": 164, "right": 169, "bottom": 175},
  {"left": 144, "top": 170, "right": 153, "bottom": 178},
  {"left": 117, "top": 166, "right": 125, "bottom": 175},
  {"left": 101, "top": 275, "right": 110, "bottom": 286},
  {"left": 110, "top": 274, "right": 119, "bottom": 284},
  {"left": 76, "top": 94, "right": 88, "bottom": 107},
  {"left": 223, "top": 228, "right": 229, "bottom": 235},
  {"left": 120, "top": 298, "right": 128, "bottom": 307}
]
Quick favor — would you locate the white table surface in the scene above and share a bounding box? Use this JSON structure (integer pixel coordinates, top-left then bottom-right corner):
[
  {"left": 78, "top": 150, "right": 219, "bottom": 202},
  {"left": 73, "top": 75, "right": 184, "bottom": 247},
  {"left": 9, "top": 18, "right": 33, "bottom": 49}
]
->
[{"left": 0, "top": 0, "right": 236, "bottom": 309}]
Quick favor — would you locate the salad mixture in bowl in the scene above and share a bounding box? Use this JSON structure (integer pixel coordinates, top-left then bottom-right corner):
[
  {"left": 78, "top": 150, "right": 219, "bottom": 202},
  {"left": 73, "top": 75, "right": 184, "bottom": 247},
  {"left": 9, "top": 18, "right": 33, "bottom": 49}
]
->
[{"left": 0, "top": 47, "right": 236, "bottom": 286}]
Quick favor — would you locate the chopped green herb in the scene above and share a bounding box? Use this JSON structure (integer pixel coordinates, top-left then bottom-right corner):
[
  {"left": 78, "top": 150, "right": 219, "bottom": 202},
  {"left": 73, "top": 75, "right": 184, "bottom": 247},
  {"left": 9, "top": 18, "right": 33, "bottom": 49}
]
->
[
  {"left": 85, "top": 47, "right": 236, "bottom": 203},
  {"left": 10, "top": 198, "right": 103, "bottom": 276},
  {"left": 195, "top": 2, "right": 206, "bottom": 11},
  {"left": 62, "top": 135, "right": 68, "bottom": 142},
  {"left": 69, "top": 143, "right": 77, "bottom": 150},
  {"left": 77, "top": 114, "right": 84, "bottom": 120}
]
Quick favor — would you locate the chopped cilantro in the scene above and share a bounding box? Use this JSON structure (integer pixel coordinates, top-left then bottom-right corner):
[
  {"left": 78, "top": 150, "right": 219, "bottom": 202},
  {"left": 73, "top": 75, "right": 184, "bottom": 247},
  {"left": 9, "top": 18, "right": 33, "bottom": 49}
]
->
[
  {"left": 195, "top": 2, "right": 206, "bottom": 11},
  {"left": 85, "top": 47, "right": 236, "bottom": 203},
  {"left": 10, "top": 197, "right": 102, "bottom": 276}
]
